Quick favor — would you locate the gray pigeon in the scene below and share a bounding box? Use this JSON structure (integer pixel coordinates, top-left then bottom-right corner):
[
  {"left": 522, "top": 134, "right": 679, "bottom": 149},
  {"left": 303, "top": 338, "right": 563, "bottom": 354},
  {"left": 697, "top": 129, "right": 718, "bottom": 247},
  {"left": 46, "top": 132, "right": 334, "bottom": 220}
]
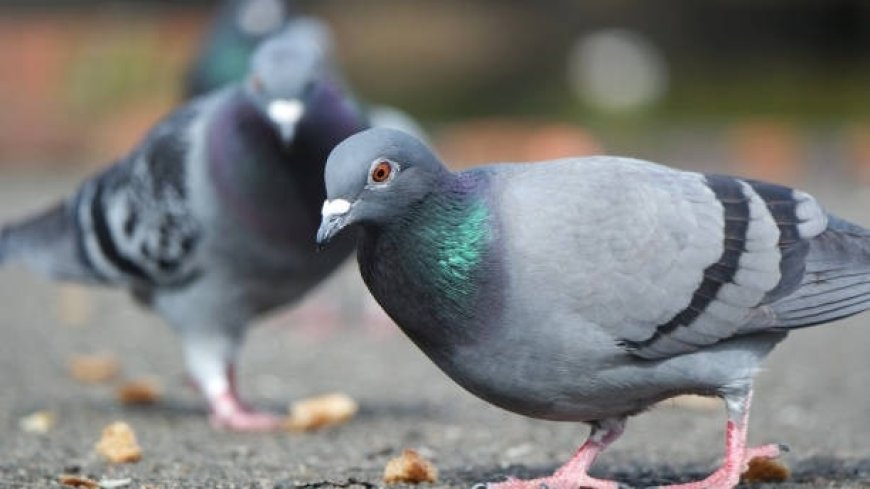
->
[
  {"left": 183, "top": 0, "right": 428, "bottom": 142},
  {"left": 0, "top": 19, "right": 366, "bottom": 431},
  {"left": 316, "top": 128, "right": 868, "bottom": 488}
]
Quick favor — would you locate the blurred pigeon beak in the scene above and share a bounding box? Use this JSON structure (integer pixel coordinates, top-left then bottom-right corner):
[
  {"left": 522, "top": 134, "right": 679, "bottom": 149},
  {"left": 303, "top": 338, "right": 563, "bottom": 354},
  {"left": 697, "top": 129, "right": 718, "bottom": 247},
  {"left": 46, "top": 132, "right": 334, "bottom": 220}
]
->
[
  {"left": 316, "top": 199, "right": 352, "bottom": 249},
  {"left": 267, "top": 99, "right": 304, "bottom": 144}
]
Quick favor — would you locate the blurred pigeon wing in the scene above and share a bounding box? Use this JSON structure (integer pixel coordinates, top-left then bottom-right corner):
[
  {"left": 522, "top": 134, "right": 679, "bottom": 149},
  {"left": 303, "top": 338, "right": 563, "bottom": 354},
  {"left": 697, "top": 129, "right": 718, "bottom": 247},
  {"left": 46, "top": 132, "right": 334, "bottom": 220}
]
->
[
  {"left": 74, "top": 105, "right": 202, "bottom": 287},
  {"left": 0, "top": 104, "right": 203, "bottom": 288}
]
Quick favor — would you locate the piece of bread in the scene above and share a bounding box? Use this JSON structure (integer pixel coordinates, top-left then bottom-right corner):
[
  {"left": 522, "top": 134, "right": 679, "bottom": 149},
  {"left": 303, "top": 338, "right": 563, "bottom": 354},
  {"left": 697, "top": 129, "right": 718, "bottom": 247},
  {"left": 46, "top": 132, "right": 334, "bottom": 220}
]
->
[
  {"left": 383, "top": 449, "right": 438, "bottom": 484},
  {"left": 95, "top": 421, "right": 142, "bottom": 464}
]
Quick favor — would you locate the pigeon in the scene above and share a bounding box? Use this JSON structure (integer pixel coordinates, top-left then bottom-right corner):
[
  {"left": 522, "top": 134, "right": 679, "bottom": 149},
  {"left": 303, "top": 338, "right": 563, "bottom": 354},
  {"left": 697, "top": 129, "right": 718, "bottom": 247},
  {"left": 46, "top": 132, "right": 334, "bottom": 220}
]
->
[
  {"left": 316, "top": 128, "right": 869, "bottom": 489},
  {"left": 184, "top": 0, "right": 428, "bottom": 141},
  {"left": 0, "top": 19, "right": 367, "bottom": 431},
  {"left": 184, "top": 0, "right": 298, "bottom": 98}
]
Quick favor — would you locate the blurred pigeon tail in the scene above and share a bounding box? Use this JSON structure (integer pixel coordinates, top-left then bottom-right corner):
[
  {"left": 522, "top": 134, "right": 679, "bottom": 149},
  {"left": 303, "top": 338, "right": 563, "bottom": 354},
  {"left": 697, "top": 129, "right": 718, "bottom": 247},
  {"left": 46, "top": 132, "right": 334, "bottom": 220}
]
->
[{"left": 0, "top": 201, "right": 97, "bottom": 281}]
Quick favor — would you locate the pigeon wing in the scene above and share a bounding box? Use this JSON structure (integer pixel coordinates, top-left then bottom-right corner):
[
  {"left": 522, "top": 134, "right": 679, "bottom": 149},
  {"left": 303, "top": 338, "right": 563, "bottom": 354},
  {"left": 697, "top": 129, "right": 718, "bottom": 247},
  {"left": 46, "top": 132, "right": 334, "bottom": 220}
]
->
[
  {"left": 499, "top": 158, "right": 828, "bottom": 360},
  {"left": 74, "top": 107, "right": 203, "bottom": 288}
]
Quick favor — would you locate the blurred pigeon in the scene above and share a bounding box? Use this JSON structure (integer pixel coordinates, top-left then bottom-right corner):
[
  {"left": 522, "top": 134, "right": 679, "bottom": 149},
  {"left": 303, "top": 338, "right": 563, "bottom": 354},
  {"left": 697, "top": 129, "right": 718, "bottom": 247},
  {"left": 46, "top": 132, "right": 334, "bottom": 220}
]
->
[
  {"left": 0, "top": 19, "right": 367, "bottom": 431},
  {"left": 184, "top": 0, "right": 298, "bottom": 98},
  {"left": 184, "top": 1, "right": 428, "bottom": 142},
  {"left": 317, "top": 128, "right": 869, "bottom": 488}
]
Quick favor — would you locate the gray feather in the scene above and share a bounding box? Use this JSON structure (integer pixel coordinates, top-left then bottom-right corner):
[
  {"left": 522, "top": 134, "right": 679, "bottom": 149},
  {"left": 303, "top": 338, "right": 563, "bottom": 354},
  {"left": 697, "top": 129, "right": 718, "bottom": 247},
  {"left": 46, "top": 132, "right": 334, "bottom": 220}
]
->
[
  {"left": 744, "top": 179, "right": 814, "bottom": 303},
  {"left": 769, "top": 215, "right": 870, "bottom": 327}
]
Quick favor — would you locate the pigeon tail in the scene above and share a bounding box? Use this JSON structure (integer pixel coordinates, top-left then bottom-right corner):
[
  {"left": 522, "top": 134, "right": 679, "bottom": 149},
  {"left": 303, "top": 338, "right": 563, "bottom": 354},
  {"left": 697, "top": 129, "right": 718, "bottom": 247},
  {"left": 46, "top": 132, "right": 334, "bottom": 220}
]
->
[
  {"left": 771, "top": 214, "right": 870, "bottom": 328},
  {"left": 0, "top": 201, "right": 100, "bottom": 282}
]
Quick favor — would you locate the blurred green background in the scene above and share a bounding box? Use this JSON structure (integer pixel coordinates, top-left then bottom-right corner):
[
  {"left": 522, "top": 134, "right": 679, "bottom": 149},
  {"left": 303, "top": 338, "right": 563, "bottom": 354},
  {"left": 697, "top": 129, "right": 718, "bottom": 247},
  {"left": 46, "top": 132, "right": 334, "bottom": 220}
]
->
[{"left": 0, "top": 0, "right": 867, "bottom": 185}]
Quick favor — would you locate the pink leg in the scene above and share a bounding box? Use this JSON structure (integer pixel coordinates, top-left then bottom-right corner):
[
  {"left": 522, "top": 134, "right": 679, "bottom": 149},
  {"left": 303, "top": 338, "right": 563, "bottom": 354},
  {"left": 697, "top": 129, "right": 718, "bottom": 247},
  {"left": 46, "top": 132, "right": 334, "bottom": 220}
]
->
[
  {"left": 182, "top": 334, "right": 285, "bottom": 432},
  {"left": 207, "top": 364, "right": 285, "bottom": 432},
  {"left": 483, "top": 418, "right": 625, "bottom": 489},
  {"left": 657, "top": 389, "right": 783, "bottom": 489}
]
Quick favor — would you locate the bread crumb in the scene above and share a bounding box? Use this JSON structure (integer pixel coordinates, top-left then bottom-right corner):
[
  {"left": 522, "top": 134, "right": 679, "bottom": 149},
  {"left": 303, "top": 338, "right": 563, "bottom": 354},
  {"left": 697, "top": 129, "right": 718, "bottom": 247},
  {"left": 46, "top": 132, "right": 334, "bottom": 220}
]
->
[
  {"left": 58, "top": 475, "right": 100, "bottom": 488},
  {"left": 19, "top": 410, "right": 55, "bottom": 434},
  {"left": 116, "top": 379, "right": 162, "bottom": 405},
  {"left": 742, "top": 456, "right": 790, "bottom": 483},
  {"left": 285, "top": 393, "right": 358, "bottom": 431},
  {"left": 383, "top": 449, "right": 438, "bottom": 484},
  {"left": 95, "top": 421, "right": 142, "bottom": 463},
  {"left": 69, "top": 354, "right": 120, "bottom": 384}
]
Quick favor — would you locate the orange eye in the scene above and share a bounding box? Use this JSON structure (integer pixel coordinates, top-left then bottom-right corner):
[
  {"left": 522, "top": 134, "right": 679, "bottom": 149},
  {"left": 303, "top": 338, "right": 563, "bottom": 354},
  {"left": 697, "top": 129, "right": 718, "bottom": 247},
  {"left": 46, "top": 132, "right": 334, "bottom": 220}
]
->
[{"left": 371, "top": 161, "right": 392, "bottom": 183}]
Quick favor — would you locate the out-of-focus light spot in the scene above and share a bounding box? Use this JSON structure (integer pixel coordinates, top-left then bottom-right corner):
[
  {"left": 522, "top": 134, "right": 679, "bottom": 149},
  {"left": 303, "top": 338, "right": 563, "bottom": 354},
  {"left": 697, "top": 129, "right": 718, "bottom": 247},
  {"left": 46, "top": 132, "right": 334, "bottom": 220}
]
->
[
  {"left": 567, "top": 29, "right": 668, "bottom": 113},
  {"left": 729, "top": 119, "right": 803, "bottom": 185},
  {"left": 238, "top": 0, "right": 287, "bottom": 36}
]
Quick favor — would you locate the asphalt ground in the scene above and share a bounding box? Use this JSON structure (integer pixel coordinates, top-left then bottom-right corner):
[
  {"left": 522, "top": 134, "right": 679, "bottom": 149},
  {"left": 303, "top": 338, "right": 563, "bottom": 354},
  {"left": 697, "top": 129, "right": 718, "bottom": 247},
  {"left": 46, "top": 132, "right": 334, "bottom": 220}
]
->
[{"left": 0, "top": 172, "right": 868, "bottom": 488}]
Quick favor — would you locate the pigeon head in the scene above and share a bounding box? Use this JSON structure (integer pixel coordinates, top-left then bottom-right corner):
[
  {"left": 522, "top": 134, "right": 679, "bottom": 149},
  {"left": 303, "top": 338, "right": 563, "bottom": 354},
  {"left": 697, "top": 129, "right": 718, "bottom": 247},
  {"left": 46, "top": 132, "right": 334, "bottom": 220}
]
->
[
  {"left": 316, "top": 128, "right": 449, "bottom": 246},
  {"left": 234, "top": 0, "right": 293, "bottom": 37},
  {"left": 244, "top": 17, "right": 332, "bottom": 144}
]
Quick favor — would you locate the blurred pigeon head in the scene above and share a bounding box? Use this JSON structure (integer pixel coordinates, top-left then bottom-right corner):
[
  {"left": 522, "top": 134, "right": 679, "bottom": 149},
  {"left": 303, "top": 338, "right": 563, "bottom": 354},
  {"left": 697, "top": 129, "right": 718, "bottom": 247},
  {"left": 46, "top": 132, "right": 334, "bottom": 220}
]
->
[{"left": 245, "top": 17, "right": 334, "bottom": 144}]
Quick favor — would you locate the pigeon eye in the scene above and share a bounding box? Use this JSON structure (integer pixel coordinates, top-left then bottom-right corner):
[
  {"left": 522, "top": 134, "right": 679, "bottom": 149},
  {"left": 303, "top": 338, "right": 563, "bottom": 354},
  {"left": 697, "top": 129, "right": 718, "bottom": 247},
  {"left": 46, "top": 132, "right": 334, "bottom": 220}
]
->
[{"left": 370, "top": 161, "right": 393, "bottom": 184}]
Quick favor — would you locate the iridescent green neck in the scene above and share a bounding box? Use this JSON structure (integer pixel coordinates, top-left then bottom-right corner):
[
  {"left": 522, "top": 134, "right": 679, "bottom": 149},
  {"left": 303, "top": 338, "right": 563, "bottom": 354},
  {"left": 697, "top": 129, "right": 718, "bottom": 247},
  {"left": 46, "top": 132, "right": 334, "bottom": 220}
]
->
[
  {"left": 397, "top": 175, "right": 492, "bottom": 309},
  {"left": 358, "top": 172, "right": 497, "bottom": 353}
]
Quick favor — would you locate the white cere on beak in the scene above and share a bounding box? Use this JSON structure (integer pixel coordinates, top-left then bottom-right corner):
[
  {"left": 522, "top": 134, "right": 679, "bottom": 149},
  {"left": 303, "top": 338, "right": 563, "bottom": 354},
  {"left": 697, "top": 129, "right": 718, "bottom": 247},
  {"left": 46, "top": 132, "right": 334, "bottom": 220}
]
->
[
  {"left": 321, "top": 199, "right": 352, "bottom": 218},
  {"left": 267, "top": 99, "right": 304, "bottom": 126}
]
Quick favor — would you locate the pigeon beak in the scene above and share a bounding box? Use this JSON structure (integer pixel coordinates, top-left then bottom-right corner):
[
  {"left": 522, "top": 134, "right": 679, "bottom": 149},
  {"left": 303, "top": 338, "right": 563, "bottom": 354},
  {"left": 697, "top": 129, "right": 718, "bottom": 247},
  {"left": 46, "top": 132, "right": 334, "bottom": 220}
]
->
[
  {"left": 316, "top": 199, "right": 352, "bottom": 249},
  {"left": 267, "top": 99, "right": 304, "bottom": 144}
]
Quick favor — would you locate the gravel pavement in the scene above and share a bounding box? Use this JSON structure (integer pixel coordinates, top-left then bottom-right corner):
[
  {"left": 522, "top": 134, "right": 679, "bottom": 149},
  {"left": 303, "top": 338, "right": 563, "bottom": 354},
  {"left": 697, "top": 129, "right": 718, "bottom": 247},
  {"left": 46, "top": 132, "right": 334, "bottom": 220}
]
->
[{"left": 0, "top": 172, "right": 868, "bottom": 488}]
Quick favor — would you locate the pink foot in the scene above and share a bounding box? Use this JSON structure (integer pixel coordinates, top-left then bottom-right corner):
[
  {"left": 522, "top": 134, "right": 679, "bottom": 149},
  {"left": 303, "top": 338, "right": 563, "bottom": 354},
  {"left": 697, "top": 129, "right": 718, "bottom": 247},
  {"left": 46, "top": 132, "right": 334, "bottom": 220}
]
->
[
  {"left": 656, "top": 429, "right": 784, "bottom": 488},
  {"left": 657, "top": 466, "right": 741, "bottom": 489},
  {"left": 209, "top": 409, "right": 286, "bottom": 432},
  {"left": 478, "top": 419, "right": 626, "bottom": 489},
  {"left": 482, "top": 474, "right": 619, "bottom": 489},
  {"left": 743, "top": 443, "right": 785, "bottom": 469},
  {"left": 208, "top": 391, "right": 285, "bottom": 432}
]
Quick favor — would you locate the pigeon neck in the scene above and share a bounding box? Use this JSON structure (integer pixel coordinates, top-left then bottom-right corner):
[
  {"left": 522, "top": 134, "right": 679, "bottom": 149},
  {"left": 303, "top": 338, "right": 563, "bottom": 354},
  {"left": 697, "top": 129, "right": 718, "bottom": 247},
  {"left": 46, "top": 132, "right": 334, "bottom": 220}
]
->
[
  {"left": 205, "top": 88, "right": 356, "bottom": 243},
  {"left": 297, "top": 78, "right": 367, "bottom": 146},
  {"left": 359, "top": 171, "right": 499, "bottom": 353}
]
